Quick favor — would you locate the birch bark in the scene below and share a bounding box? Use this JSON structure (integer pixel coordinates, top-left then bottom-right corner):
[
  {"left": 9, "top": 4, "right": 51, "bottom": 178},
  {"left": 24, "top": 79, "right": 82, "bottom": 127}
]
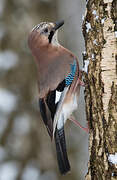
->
[{"left": 82, "top": 0, "right": 117, "bottom": 179}]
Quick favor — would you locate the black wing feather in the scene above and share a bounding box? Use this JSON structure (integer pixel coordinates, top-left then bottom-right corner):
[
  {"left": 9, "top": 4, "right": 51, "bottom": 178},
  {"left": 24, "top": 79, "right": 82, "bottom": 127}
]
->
[
  {"left": 39, "top": 98, "right": 53, "bottom": 137},
  {"left": 39, "top": 80, "right": 70, "bottom": 174},
  {"left": 55, "top": 127, "right": 70, "bottom": 174}
]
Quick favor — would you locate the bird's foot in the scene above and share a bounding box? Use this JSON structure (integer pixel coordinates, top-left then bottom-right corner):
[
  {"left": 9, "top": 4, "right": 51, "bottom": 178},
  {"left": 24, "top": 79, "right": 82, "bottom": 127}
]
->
[
  {"left": 78, "top": 71, "right": 85, "bottom": 86},
  {"left": 69, "top": 116, "right": 89, "bottom": 133},
  {"left": 79, "top": 79, "right": 85, "bottom": 86}
]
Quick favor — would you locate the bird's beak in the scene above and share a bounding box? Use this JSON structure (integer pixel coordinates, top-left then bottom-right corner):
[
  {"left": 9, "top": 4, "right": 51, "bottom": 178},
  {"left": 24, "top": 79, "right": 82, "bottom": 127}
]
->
[{"left": 53, "top": 20, "right": 64, "bottom": 31}]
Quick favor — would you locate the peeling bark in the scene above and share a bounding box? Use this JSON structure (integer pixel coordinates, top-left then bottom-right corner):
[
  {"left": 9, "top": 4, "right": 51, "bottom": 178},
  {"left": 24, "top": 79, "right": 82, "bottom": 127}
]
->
[{"left": 82, "top": 0, "right": 117, "bottom": 179}]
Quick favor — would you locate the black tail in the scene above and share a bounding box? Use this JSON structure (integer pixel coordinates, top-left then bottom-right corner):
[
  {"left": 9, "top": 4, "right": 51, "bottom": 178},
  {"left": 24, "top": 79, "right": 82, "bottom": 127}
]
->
[{"left": 54, "top": 127, "right": 70, "bottom": 175}]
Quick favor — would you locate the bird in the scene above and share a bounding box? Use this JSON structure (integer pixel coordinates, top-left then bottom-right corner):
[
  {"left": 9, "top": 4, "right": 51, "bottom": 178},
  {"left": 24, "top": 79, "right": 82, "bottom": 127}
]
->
[{"left": 28, "top": 20, "right": 84, "bottom": 175}]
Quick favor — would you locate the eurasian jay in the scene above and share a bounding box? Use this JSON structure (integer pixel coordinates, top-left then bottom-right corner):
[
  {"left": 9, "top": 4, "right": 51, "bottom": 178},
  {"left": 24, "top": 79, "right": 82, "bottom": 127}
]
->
[{"left": 28, "top": 20, "right": 84, "bottom": 175}]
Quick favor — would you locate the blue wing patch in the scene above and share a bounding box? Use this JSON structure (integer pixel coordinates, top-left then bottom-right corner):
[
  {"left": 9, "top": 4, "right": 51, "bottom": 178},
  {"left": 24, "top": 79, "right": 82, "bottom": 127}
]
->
[{"left": 65, "top": 60, "right": 77, "bottom": 86}]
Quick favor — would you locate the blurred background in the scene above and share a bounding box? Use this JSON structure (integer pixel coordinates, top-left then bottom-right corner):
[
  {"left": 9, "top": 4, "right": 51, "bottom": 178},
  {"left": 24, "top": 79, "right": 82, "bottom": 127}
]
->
[{"left": 0, "top": 0, "right": 88, "bottom": 180}]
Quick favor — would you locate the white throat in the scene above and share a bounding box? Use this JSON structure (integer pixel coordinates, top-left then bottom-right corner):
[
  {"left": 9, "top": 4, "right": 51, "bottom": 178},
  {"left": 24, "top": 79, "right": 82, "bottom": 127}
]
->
[{"left": 51, "top": 31, "right": 60, "bottom": 46}]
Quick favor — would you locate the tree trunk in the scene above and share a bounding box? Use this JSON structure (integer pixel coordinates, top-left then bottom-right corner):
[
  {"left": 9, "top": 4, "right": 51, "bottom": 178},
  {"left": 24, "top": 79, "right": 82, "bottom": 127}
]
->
[{"left": 82, "top": 0, "right": 117, "bottom": 179}]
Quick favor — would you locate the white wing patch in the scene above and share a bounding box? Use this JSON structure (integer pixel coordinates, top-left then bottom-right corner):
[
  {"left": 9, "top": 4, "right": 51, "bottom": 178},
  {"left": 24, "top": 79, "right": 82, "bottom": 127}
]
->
[
  {"left": 57, "top": 94, "right": 78, "bottom": 130},
  {"left": 53, "top": 87, "right": 69, "bottom": 138},
  {"left": 55, "top": 90, "right": 62, "bottom": 104},
  {"left": 53, "top": 88, "right": 78, "bottom": 138}
]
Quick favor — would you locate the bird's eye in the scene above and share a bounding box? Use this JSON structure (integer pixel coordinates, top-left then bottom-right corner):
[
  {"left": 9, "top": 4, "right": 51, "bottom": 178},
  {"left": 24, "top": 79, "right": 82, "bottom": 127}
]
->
[{"left": 44, "top": 28, "right": 48, "bottom": 33}]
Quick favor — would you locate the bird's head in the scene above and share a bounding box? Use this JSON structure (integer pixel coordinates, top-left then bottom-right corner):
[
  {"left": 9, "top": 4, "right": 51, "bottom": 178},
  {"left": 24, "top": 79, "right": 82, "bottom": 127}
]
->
[{"left": 28, "top": 20, "right": 64, "bottom": 48}]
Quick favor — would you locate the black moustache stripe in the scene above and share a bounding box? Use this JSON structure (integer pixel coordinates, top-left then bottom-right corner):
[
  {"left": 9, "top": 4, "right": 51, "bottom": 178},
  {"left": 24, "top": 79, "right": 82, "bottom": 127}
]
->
[{"left": 48, "top": 31, "right": 54, "bottom": 43}]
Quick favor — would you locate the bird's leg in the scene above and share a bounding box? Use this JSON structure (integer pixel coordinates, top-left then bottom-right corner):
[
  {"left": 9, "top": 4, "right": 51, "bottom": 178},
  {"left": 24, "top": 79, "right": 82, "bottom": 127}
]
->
[
  {"left": 78, "top": 71, "right": 85, "bottom": 86},
  {"left": 78, "top": 79, "right": 85, "bottom": 86},
  {"left": 69, "top": 116, "right": 89, "bottom": 133}
]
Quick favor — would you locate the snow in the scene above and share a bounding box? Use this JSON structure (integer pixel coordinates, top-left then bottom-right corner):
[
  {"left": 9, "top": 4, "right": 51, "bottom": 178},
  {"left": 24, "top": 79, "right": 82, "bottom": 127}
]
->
[
  {"left": 92, "top": 10, "right": 97, "bottom": 15},
  {"left": 112, "top": 172, "right": 114, "bottom": 176},
  {"left": 0, "top": 88, "right": 17, "bottom": 114},
  {"left": 82, "top": 60, "right": 89, "bottom": 73},
  {"left": 101, "top": 18, "right": 106, "bottom": 24},
  {"left": 0, "top": 147, "right": 7, "bottom": 161},
  {"left": 82, "top": 51, "right": 86, "bottom": 55},
  {"left": 86, "top": 0, "right": 89, "bottom": 4},
  {"left": 86, "top": 22, "right": 91, "bottom": 33},
  {"left": 108, "top": 153, "right": 117, "bottom": 164},
  {"left": 92, "top": 10, "right": 99, "bottom": 20},
  {"left": 22, "top": 165, "right": 57, "bottom": 180},
  {"left": 115, "top": 31, "right": 117, "bottom": 38},
  {"left": 95, "top": 15, "right": 99, "bottom": 20},
  {"left": 91, "top": 53, "right": 95, "bottom": 60},
  {"left": 82, "top": 15, "right": 85, "bottom": 21},
  {"left": 13, "top": 114, "right": 31, "bottom": 135},
  {"left": 93, "top": 39, "right": 98, "bottom": 45},
  {"left": 22, "top": 164, "right": 40, "bottom": 180},
  {"left": 0, "top": 51, "right": 18, "bottom": 70},
  {"left": 0, "top": 161, "right": 19, "bottom": 180}
]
